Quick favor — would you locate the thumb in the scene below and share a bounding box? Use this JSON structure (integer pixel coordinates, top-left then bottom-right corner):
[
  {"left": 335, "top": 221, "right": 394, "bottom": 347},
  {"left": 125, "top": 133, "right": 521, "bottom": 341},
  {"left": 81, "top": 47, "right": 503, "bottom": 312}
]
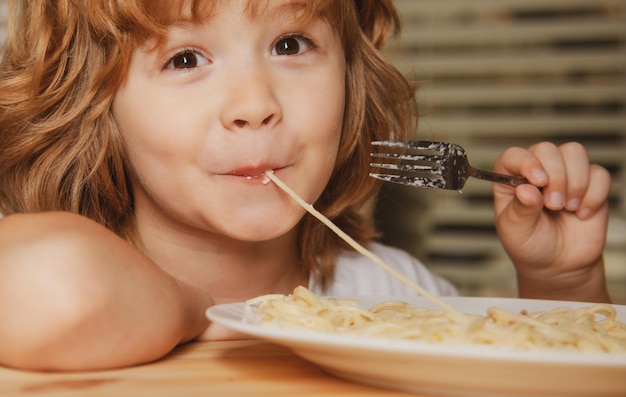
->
[{"left": 495, "top": 184, "right": 544, "bottom": 236}]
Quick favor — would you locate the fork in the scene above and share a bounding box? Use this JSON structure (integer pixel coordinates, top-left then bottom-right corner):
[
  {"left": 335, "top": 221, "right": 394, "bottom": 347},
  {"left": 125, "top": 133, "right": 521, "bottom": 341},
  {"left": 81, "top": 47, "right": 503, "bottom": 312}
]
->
[{"left": 369, "top": 140, "right": 529, "bottom": 190}]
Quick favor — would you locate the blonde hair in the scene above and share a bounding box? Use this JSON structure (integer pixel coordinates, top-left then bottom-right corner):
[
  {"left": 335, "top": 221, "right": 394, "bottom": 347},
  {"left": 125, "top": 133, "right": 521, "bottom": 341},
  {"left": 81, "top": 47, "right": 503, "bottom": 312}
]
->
[{"left": 0, "top": 0, "right": 415, "bottom": 288}]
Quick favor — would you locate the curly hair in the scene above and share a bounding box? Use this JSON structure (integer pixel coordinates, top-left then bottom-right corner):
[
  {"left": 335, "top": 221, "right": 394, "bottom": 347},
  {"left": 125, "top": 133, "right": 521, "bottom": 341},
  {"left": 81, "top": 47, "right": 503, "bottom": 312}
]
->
[{"left": 0, "top": 0, "right": 416, "bottom": 289}]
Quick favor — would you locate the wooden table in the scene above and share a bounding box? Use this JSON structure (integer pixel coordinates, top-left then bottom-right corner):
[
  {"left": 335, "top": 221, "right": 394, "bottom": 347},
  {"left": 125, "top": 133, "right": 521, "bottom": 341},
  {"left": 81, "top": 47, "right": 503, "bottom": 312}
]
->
[{"left": 0, "top": 340, "right": 422, "bottom": 396}]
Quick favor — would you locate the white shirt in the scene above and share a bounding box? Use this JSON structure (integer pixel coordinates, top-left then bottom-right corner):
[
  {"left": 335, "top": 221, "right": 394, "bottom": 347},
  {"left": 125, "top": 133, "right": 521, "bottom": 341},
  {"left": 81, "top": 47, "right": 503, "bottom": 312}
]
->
[{"left": 308, "top": 242, "right": 458, "bottom": 297}]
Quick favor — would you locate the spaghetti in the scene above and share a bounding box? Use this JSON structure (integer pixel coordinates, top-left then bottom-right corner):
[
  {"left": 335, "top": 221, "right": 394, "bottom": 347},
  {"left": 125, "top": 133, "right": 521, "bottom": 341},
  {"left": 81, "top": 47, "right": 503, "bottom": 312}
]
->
[
  {"left": 248, "top": 286, "right": 626, "bottom": 353},
  {"left": 257, "top": 171, "right": 626, "bottom": 353}
]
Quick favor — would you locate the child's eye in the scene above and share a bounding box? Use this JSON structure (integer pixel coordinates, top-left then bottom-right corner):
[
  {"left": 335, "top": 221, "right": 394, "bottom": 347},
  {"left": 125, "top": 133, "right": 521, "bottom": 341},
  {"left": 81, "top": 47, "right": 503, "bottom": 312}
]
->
[
  {"left": 271, "top": 35, "right": 315, "bottom": 56},
  {"left": 164, "top": 49, "right": 210, "bottom": 70}
]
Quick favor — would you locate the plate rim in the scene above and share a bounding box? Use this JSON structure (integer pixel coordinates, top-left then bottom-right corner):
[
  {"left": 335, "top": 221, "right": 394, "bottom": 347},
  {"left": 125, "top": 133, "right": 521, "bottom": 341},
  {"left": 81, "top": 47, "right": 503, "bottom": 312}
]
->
[{"left": 206, "top": 295, "right": 626, "bottom": 367}]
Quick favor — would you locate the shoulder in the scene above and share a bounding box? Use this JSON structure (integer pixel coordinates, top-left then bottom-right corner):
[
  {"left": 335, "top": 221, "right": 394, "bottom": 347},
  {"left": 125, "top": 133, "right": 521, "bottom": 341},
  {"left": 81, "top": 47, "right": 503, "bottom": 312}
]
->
[{"left": 309, "top": 242, "right": 458, "bottom": 297}]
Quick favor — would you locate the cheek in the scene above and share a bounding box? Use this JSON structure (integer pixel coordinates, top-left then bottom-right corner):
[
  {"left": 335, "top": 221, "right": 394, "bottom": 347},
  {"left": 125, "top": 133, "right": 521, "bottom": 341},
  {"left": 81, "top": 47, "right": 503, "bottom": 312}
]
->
[
  {"left": 113, "top": 93, "right": 195, "bottom": 161},
  {"left": 321, "top": 63, "right": 346, "bottom": 140},
  {"left": 320, "top": 85, "right": 345, "bottom": 161},
  {"left": 300, "top": 71, "right": 345, "bottom": 147}
]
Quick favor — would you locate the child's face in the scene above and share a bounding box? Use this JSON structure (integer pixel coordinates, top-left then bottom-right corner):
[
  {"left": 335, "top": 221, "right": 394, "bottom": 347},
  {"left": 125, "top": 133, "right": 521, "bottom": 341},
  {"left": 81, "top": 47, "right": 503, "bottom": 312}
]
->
[{"left": 112, "top": 0, "right": 345, "bottom": 242}]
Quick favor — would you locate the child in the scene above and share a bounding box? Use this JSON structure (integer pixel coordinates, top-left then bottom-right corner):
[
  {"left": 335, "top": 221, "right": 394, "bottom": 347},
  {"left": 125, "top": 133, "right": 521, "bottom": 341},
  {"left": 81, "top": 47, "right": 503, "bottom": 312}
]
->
[{"left": 0, "top": 0, "right": 612, "bottom": 371}]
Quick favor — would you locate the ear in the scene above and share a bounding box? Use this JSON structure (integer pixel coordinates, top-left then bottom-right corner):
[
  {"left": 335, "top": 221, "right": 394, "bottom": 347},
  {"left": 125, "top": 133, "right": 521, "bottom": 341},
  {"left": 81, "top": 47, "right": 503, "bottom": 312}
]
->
[{"left": 354, "top": 0, "right": 401, "bottom": 49}]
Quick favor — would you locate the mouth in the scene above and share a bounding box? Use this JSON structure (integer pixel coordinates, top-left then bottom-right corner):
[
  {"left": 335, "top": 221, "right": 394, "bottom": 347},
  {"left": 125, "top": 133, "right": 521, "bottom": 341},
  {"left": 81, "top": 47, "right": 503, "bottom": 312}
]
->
[
  {"left": 230, "top": 166, "right": 282, "bottom": 183},
  {"left": 236, "top": 173, "right": 265, "bottom": 180}
]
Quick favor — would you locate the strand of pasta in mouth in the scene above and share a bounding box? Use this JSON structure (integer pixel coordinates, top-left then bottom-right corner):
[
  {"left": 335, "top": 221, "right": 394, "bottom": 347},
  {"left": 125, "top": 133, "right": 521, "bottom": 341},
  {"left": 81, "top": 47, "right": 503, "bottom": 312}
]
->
[{"left": 263, "top": 170, "right": 458, "bottom": 315}]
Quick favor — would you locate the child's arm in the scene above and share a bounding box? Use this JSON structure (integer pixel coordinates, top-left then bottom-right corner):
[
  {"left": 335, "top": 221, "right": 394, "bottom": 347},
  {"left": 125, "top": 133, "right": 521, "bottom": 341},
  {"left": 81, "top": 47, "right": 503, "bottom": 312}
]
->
[
  {"left": 492, "top": 141, "right": 612, "bottom": 303},
  {"left": 0, "top": 212, "right": 212, "bottom": 370}
]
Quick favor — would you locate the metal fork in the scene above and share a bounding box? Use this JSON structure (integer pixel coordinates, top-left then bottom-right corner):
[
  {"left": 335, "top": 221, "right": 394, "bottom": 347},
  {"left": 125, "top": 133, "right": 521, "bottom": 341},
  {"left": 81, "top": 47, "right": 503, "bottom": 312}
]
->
[{"left": 369, "top": 140, "right": 529, "bottom": 190}]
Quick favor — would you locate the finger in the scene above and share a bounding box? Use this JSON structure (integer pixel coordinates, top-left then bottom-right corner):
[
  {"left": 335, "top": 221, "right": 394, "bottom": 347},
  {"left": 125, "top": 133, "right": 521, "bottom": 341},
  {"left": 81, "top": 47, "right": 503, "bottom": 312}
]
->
[
  {"left": 578, "top": 164, "right": 611, "bottom": 220},
  {"left": 529, "top": 142, "right": 567, "bottom": 211},
  {"left": 493, "top": 146, "right": 549, "bottom": 187},
  {"left": 559, "top": 142, "right": 590, "bottom": 212}
]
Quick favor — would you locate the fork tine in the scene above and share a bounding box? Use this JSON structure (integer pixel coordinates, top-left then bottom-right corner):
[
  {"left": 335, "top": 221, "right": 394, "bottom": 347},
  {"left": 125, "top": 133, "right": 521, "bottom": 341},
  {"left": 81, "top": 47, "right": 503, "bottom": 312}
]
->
[
  {"left": 370, "top": 140, "right": 461, "bottom": 189},
  {"left": 372, "top": 140, "right": 450, "bottom": 152},
  {"left": 370, "top": 142, "right": 446, "bottom": 177},
  {"left": 369, "top": 161, "right": 443, "bottom": 174},
  {"left": 369, "top": 172, "right": 447, "bottom": 189},
  {"left": 369, "top": 152, "right": 442, "bottom": 163}
]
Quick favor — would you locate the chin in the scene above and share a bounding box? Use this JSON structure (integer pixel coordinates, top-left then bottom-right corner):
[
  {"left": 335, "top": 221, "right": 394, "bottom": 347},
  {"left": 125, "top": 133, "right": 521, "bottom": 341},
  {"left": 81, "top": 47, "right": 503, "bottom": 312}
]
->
[
  {"left": 218, "top": 219, "right": 295, "bottom": 243},
  {"left": 215, "top": 203, "right": 301, "bottom": 239}
]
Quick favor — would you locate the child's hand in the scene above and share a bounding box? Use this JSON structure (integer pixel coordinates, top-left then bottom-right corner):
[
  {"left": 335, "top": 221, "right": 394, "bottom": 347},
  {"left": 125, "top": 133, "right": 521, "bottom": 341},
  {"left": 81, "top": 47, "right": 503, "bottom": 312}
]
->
[{"left": 492, "top": 142, "right": 612, "bottom": 302}]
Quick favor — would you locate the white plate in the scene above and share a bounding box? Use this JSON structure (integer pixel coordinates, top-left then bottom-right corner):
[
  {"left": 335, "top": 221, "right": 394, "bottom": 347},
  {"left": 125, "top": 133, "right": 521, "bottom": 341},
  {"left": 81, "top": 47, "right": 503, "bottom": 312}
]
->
[{"left": 206, "top": 296, "right": 626, "bottom": 397}]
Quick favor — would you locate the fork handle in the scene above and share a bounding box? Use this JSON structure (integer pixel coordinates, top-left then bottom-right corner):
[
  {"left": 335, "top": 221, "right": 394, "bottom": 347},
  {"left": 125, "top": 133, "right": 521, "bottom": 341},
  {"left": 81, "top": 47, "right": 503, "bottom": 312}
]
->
[{"left": 469, "top": 168, "right": 529, "bottom": 187}]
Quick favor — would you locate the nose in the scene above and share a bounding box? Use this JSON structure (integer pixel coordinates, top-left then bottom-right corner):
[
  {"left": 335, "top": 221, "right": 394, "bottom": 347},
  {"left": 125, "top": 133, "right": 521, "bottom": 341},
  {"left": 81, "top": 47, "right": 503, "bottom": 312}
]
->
[{"left": 219, "top": 65, "right": 282, "bottom": 132}]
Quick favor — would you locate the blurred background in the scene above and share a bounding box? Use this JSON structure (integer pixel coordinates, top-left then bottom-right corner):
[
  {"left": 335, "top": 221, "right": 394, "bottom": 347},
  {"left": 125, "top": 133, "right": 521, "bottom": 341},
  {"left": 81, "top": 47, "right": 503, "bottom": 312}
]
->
[
  {"left": 375, "top": 0, "right": 626, "bottom": 303},
  {"left": 0, "top": 0, "right": 624, "bottom": 302}
]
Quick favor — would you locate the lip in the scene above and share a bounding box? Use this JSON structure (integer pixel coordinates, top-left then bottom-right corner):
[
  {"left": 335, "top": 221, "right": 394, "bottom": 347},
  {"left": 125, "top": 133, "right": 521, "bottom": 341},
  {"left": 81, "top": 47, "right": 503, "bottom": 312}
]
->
[{"left": 228, "top": 165, "right": 284, "bottom": 180}]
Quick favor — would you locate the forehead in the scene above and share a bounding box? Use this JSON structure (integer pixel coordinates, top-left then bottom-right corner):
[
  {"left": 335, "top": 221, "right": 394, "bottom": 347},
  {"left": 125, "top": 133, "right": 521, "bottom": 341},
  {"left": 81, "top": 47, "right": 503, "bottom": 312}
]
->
[
  {"left": 114, "top": 0, "right": 335, "bottom": 54},
  {"left": 128, "top": 0, "right": 334, "bottom": 29}
]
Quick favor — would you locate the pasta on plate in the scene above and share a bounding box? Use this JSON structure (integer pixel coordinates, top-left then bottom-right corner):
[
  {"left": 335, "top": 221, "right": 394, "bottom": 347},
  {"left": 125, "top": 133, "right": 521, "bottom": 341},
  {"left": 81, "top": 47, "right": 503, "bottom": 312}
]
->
[{"left": 247, "top": 286, "right": 626, "bottom": 353}]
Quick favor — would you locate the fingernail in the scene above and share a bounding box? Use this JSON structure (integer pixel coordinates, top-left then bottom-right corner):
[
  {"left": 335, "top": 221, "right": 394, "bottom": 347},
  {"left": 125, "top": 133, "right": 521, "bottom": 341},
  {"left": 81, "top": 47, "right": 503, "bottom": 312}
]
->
[
  {"left": 567, "top": 199, "right": 581, "bottom": 211},
  {"left": 533, "top": 169, "right": 548, "bottom": 183},
  {"left": 578, "top": 208, "right": 591, "bottom": 219},
  {"left": 550, "top": 192, "right": 564, "bottom": 207}
]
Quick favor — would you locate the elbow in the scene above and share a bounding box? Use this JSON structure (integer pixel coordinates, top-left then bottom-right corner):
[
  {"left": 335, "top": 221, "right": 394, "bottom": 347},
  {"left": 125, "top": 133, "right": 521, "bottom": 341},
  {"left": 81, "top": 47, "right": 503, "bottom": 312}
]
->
[
  {"left": 0, "top": 213, "right": 185, "bottom": 370},
  {"left": 0, "top": 213, "right": 129, "bottom": 370},
  {"left": 0, "top": 249, "right": 106, "bottom": 370}
]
